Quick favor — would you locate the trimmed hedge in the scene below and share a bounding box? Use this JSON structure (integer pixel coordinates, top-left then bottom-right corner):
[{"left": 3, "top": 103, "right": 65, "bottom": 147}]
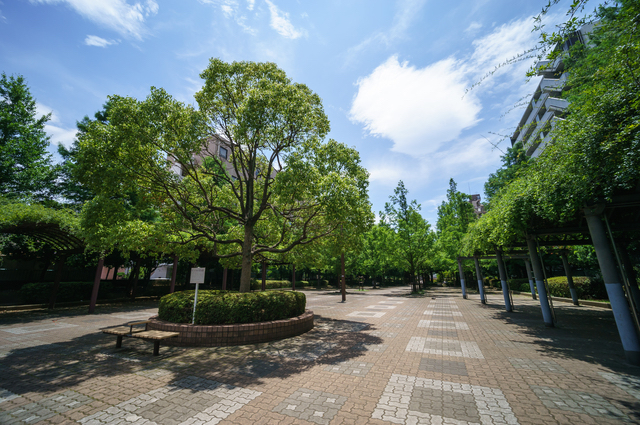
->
[
  {"left": 519, "top": 283, "right": 532, "bottom": 293},
  {"left": 19, "top": 281, "right": 114, "bottom": 304},
  {"left": 546, "top": 276, "right": 591, "bottom": 298},
  {"left": 158, "top": 290, "right": 306, "bottom": 325},
  {"left": 513, "top": 276, "right": 597, "bottom": 299}
]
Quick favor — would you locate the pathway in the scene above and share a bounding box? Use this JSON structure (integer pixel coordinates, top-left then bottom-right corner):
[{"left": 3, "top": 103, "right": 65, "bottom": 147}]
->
[{"left": 1, "top": 287, "right": 639, "bottom": 424}]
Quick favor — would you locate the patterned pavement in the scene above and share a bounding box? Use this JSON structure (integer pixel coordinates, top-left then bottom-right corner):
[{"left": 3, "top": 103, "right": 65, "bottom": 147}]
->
[{"left": 1, "top": 287, "right": 640, "bottom": 424}]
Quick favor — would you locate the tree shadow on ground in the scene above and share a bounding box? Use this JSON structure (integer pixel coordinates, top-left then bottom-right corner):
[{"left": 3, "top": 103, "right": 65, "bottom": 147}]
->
[
  {"left": 0, "top": 301, "right": 160, "bottom": 326},
  {"left": 478, "top": 297, "right": 640, "bottom": 377},
  {"left": 0, "top": 311, "right": 382, "bottom": 399}
]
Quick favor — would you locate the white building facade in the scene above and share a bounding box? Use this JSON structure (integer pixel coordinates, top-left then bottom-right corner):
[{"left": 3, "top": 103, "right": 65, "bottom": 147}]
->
[{"left": 511, "top": 23, "right": 595, "bottom": 157}]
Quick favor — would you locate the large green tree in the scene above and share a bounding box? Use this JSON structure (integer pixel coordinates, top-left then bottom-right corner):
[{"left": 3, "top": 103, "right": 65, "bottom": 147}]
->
[
  {"left": 383, "top": 181, "right": 433, "bottom": 290},
  {"left": 0, "top": 73, "right": 56, "bottom": 200},
  {"left": 436, "top": 179, "right": 476, "bottom": 272},
  {"left": 76, "top": 59, "right": 372, "bottom": 292}
]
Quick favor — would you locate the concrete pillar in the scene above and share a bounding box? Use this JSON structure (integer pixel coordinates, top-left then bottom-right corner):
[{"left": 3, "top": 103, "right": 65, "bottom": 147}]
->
[
  {"left": 473, "top": 257, "right": 486, "bottom": 304},
  {"left": 524, "top": 259, "right": 537, "bottom": 299},
  {"left": 584, "top": 206, "right": 640, "bottom": 365},
  {"left": 457, "top": 258, "right": 467, "bottom": 299},
  {"left": 526, "top": 236, "right": 554, "bottom": 327},
  {"left": 89, "top": 257, "right": 104, "bottom": 314},
  {"left": 496, "top": 250, "right": 513, "bottom": 312},
  {"left": 560, "top": 253, "right": 579, "bottom": 306}
]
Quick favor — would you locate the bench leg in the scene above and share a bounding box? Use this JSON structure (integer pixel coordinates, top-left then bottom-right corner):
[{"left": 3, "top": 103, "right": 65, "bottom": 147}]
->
[
  {"left": 153, "top": 341, "right": 160, "bottom": 356},
  {"left": 116, "top": 335, "right": 123, "bottom": 349}
]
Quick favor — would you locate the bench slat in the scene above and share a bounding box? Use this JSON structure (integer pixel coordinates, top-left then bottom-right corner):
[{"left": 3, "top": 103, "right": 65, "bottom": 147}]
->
[
  {"left": 102, "top": 326, "right": 145, "bottom": 336},
  {"left": 129, "top": 330, "right": 179, "bottom": 341}
]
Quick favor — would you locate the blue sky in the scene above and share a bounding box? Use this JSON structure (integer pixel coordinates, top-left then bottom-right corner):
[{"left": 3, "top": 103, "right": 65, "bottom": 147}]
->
[{"left": 0, "top": 0, "right": 562, "bottom": 226}]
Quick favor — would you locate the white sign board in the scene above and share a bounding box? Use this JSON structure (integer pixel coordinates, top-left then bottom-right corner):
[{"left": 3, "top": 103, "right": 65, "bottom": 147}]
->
[{"left": 190, "top": 267, "right": 206, "bottom": 284}]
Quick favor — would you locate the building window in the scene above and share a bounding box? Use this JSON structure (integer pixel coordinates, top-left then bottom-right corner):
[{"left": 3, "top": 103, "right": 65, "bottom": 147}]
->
[{"left": 219, "top": 146, "right": 228, "bottom": 160}]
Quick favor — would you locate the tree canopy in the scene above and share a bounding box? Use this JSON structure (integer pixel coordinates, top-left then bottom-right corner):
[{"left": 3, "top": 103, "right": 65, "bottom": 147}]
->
[
  {"left": 464, "top": 0, "right": 640, "bottom": 255},
  {"left": 0, "top": 73, "right": 57, "bottom": 201},
  {"left": 75, "top": 59, "right": 373, "bottom": 292}
]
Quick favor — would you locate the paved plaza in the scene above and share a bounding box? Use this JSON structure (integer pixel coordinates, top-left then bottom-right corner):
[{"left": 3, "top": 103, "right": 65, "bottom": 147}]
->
[{"left": 1, "top": 287, "right": 640, "bottom": 424}]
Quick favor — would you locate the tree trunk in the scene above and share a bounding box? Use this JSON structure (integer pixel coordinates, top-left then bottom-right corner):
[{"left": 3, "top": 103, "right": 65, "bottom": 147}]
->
[
  {"left": 261, "top": 262, "right": 267, "bottom": 291},
  {"left": 89, "top": 257, "right": 104, "bottom": 314},
  {"left": 48, "top": 257, "right": 65, "bottom": 309},
  {"left": 239, "top": 223, "right": 253, "bottom": 292},
  {"left": 129, "top": 257, "right": 141, "bottom": 299},
  {"left": 170, "top": 255, "right": 178, "bottom": 293},
  {"left": 222, "top": 267, "right": 227, "bottom": 290},
  {"left": 341, "top": 253, "right": 346, "bottom": 302},
  {"left": 292, "top": 264, "right": 296, "bottom": 291}
]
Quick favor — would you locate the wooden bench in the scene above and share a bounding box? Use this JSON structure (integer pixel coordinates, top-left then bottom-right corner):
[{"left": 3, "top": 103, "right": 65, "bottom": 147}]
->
[{"left": 102, "top": 320, "right": 179, "bottom": 356}]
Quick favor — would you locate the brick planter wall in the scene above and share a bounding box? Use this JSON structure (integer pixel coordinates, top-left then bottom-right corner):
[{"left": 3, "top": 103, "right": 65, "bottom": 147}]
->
[{"left": 147, "top": 310, "right": 314, "bottom": 347}]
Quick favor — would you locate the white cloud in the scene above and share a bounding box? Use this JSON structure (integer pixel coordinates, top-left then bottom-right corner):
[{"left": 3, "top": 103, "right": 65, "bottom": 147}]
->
[
  {"left": 221, "top": 4, "right": 233, "bottom": 17},
  {"left": 366, "top": 137, "right": 500, "bottom": 189},
  {"left": 350, "top": 16, "right": 539, "bottom": 159},
  {"left": 350, "top": 55, "right": 482, "bottom": 157},
  {"left": 36, "top": 103, "right": 77, "bottom": 149},
  {"left": 470, "top": 18, "right": 538, "bottom": 77},
  {"left": 201, "top": 0, "right": 257, "bottom": 35},
  {"left": 30, "top": 0, "right": 158, "bottom": 40},
  {"left": 47, "top": 125, "right": 78, "bottom": 149},
  {"left": 265, "top": 0, "right": 305, "bottom": 39},
  {"left": 346, "top": 0, "right": 426, "bottom": 61},
  {"left": 465, "top": 21, "right": 482, "bottom": 33},
  {"left": 84, "top": 35, "right": 118, "bottom": 47}
]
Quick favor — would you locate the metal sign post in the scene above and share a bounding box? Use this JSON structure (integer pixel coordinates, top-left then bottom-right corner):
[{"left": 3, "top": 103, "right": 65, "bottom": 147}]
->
[{"left": 190, "top": 267, "right": 205, "bottom": 324}]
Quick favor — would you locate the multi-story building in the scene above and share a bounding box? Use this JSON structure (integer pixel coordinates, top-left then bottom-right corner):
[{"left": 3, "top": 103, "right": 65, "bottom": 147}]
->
[
  {"left": 170, "top": 135, "right": 237, "bottom": 178},
  {"left": 470, "top": 194, "right": 485, "bottom": 218},
  {"left": 510, "top": 23, "right": 595, "bottom": 157}
]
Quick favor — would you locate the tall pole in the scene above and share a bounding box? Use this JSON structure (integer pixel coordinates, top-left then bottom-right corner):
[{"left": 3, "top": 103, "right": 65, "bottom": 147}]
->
[
  {"left": 584, "top": 206, "right": 640, "bottom": 365},
  {"left": 89, "top": 257, "right": 104, "bottom": 314},
  {"left": 341, "top": 252, "right": 346, "bottom": 302},
  {"left": 526, "top": 236, "right": 554, "bottom": 327},
  {"left": 560, "top": 253, "right": 579, "bottom": 305},
  {"left": 170, "top": 255, "right": 178, "bottom": 293},
  {"left": 457, "top": 258, "right": 467, "bottom": 299},
  {"left": 473, "top": 256, "right": 486, "bottom": 304},
  {"left": 496, "top": 250, "right": 512, "bottom": 312},
  {"left": 524, "top": 259, "right": 537, "bottom": 300}
]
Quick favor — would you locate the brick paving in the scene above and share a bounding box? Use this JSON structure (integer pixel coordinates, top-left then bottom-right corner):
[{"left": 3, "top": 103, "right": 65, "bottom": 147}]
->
[{"left": 1, "top": 287, "right": 640, "bottom": 424}]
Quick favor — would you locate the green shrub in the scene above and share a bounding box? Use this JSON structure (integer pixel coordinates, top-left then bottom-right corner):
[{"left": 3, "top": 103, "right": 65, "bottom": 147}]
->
[
  {"left": 158, "top": 290, "right": 306, "bottom": 325},
  {"left": 20, "top": 281, "right": 114, "bottom": 304},
  {"left": 546, "top": 276, "right": 591, "bottom": 298},
  {"left": 518, "top": 282, "right": 532, "bottom": 292}
]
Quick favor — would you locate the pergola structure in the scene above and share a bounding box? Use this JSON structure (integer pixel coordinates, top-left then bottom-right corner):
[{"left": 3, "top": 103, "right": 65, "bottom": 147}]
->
[
  {"left": 459, "top": 193, "right": 640, "bottom": 365},
  {"left": 0, "top": 221, "right": 85, "bottom": 309}
]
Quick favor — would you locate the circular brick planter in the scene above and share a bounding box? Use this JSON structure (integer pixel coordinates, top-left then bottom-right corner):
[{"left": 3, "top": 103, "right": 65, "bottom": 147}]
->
[{"left": 147, "top": 310, "right": 314, "bottom": 347}]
